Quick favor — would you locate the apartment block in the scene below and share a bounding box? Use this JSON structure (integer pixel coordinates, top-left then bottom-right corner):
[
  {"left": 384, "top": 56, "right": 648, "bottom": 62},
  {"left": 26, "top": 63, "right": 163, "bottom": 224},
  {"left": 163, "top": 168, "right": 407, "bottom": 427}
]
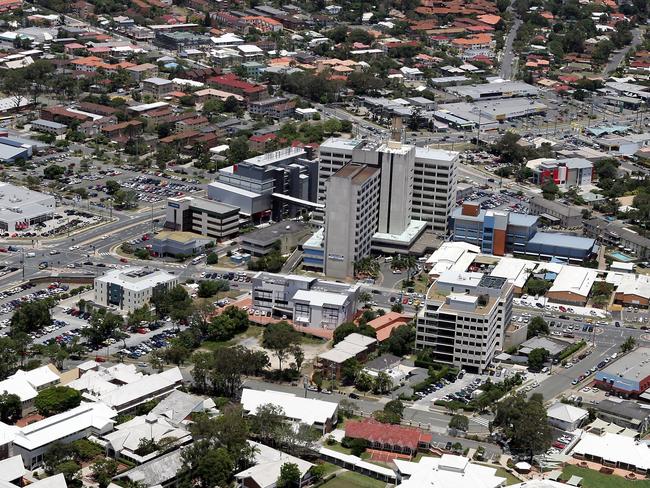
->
[
  {"left": 165, "top": 196, "right": 240, "bottom": 240},
  {"left": 251, "top": 272, "right": 359, "bottom": 329},
  {"left": 94, "top": 267, "right": 178, "bottom": 312},
  {"left": 416, "top": 273, "right": 514, "bottom": 373},
  {"left": 324, "top": 164, "right": 380, "bottom": 279}
]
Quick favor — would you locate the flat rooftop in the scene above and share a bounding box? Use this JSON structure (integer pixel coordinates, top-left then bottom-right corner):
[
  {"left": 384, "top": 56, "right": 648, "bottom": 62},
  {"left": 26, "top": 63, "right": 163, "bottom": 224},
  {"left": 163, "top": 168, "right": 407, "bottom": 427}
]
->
[
  {"left": 241, "top": 220, "right": 309, "bottom": 246},
  {"left": 598, "top": 347, "right": 650, "bottom": 382},
  {"left": 243, "top": 146, "right": 307, "bottom": 167}
]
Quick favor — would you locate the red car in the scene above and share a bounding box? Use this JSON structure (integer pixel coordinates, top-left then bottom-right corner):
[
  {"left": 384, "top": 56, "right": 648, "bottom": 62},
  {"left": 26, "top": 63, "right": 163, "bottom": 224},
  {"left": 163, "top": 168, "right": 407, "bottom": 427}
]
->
[
  {"left": 120, "top": 258, "right": 128, "bottom": 263},
  {"left": 402, "top": 297, "right": 409, "bottom": 304}
]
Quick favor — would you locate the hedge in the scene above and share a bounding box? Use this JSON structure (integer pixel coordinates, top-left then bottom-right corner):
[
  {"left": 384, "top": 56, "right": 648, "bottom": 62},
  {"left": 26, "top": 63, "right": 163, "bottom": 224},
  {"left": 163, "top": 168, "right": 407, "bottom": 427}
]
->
[{"left": 559, "top": 340, "right": 586, "bottom": 361}]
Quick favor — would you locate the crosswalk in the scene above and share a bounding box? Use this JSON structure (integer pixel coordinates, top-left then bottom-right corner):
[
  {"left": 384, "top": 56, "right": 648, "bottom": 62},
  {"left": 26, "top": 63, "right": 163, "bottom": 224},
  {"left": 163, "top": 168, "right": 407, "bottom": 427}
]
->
[{"left": 471, "top": 416, "right": 491, "bottom": 427}]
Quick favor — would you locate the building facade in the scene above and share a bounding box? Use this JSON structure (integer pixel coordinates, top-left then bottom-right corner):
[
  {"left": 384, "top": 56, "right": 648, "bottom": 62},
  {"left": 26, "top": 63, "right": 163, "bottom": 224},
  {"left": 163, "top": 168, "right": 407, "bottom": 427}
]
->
[
  {"left": 94, "top": 267, "right": 178, "bottom": 312},
  {"left": 323, "top": 164, "right": 380, "bottom": 279},
  {"left": 251, "top": 272, "right": 359, "bottom": 329},
  {"left": 165, "top": 196, "right": 240, "bottom": 240},
  {"left": 416, "top": 273, "right": 514, "bottom": 373}
]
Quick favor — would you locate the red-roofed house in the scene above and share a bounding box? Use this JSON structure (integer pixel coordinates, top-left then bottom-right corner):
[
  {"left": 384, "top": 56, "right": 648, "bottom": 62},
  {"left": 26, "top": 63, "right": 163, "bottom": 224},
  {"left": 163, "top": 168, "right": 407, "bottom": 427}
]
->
[
  {"left": 0, "top": 0, "right": 22, "bottom": 13},
  {"left": 249, "top": 133, "right": 277, "bottom": 152},
  {"left": 207, "top": 73, "right": 268, "bottom": 102},
  {"left": 345, "top": 419, "right": 432, "bottom": 456},
  {"left": 367, "top": 312, "right": 412, "bottom": 342}
]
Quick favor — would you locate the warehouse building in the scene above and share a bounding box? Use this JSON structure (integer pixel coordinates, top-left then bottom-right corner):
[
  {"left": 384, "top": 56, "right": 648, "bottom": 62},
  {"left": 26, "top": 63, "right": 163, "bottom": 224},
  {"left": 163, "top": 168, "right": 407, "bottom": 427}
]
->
[
  {"left": 447, "top": 80, "right": 540, "bottom": 100},
  {"left": 594, "top": 347, "right": 650, "bottom": 397},
  {"left": 0, "top": 183, "right": 55, "bottom": 232}
]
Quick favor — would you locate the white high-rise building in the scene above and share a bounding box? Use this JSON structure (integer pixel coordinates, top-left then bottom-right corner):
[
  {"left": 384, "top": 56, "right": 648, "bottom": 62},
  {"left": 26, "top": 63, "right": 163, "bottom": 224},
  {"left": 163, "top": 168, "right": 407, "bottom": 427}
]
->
[
  {"left": 323, "top": 164, "right": 380, "bottom": 278},
  {"left": 416, "top": 272, "right": 513, "bottom": 373},
  {"left": 413, "top": 147, "right": 459, "bottom": 234},
  {"left": 317, "top": 139, "right": 458, "bottom": 233}
]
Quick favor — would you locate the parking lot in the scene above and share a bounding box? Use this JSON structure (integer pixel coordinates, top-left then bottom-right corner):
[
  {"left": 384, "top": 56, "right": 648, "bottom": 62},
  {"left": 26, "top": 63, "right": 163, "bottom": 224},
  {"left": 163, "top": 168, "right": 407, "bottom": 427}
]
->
[
  {"left": 0, "top": 209, "right": 104, "bottom": 239},
  {"left": 457, "top": 188, "right": 529, "bottom": 213},
  {"left": 90, "top": 175, "right": 201, "bottom": 204}
]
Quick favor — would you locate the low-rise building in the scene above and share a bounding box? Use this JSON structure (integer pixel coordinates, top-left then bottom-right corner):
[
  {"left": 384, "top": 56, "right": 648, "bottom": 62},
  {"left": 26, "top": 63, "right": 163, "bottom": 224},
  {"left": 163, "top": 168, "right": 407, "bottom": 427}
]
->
[
  {"left": 584, "top": 218, "right": 650, "bottom": 259},
  {"left": 94, "top": 267, "right": 178, "bottom": 313},
  {"left": 240, "top": 388, "right": 338, "bottom": 433},
  {"left": 0, "top": 183, "right": 55, "bottom": 232},
  {"left": 30, "top": 119, "right": 67, "bottom": 135},
  {"left": 142, "top": 77, "right": 174, "bottom": 99},
  {"left": 531, "top": 158, "right": 593, "bottom": 188},
  {"left": 572, "top": 432, "right": 650, "bottom": 475},
  {"left": 150, "top": 231, "right": 213, "bottom": 258},
  {"left": 593, "top": 399, "right": 650, "bottom": 432},
  {"left": 547, "top": 402, "right": 588, "bottom": 432},
  {"left": 12, "top": 402, "right": 117, "bottom": 469},
  {"left": 546, "top": 266, "right": 598, "bottom": 305},
  {"left": 241, "top": 220, "right": 311, "bottom": 257},
  {"left": 251, "top": 272, "right": 359, "bottom": 329},
  {"left": 394, "top": 454, "right": 506, "bottom": 488},
  {"left": 594, "top": 347, "right": 650, "bottom": 397},
  {"left": 345, "top": 419, "right": 432, "bottom": 457},
  {"left": 528, "top": 196, "right": 584, "bottom": 228},
  {"left": 317, "top": 333, "right": 376, "bottom": 377},
  {"left": 164, "top": 196, "right": 240, "bottom": 241},
  {"left": 235, "top": 441, "right": 314, "bottom": 488}
]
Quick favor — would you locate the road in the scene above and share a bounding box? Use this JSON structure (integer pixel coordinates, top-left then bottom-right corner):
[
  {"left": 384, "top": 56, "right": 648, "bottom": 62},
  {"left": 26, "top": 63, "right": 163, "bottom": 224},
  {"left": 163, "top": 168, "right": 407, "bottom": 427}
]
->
[
  {"left": 604, "top": 27, "right": 643, "bottom": 75},
  {"left": 499, "top": 17, "right": 522, "bottom": 80}
]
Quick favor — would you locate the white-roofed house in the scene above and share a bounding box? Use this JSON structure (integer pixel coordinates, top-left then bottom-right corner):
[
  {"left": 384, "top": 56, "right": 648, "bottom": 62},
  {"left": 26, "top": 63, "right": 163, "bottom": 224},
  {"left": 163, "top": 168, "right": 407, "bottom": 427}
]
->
[
  {"left": 240, "top": 389, "right": 338, "bottom": 433},
  {"left": 546, "top": 266, "right": 598, "bottom": 305},
  {"left": 0, "top": 455, "right": 26, "bottom": 483},
  {"left": 149, "top": 390, "right": 216, "bottom": 427},
  {"left": 547, "top": 402, "right": 589, "bottom": 432},
  {"left": 9, "top": 365, "right": 60, "bottom": 391},
  {"left": 235, "top": 441, "right": 314, "bottom": 488},
  {"left": 103, "top": 414, "right": 191, "bottom": 464},
  {"left": 393, "top": 454, "right": 506, "bottom": 488},
  {"left": 0, "top": 376, "right": 38, "bottom": 416},
  {"left": 12, "top": 402, "right": 117, "bottom": 469},
  {"left": 573, "top": 431, "right": 650, "bottom": 475}
]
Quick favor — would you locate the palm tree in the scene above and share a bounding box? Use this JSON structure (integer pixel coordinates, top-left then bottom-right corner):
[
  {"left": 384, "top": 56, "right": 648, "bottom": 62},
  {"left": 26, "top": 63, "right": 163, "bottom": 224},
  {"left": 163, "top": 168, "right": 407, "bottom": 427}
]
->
[{"left": 359, "top": 291, "right": 372, "bottom": 308}]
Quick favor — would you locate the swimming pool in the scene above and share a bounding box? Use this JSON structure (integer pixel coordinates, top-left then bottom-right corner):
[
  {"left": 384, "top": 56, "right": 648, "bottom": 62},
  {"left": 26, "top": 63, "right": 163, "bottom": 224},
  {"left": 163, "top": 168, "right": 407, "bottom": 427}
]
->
[{"left": 610, "top": 251, "right": 635, "bottom": 262}]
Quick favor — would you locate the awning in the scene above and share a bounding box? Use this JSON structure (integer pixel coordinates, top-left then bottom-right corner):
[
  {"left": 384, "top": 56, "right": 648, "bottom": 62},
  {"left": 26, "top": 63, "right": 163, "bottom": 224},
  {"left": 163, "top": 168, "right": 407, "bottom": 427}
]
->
[{"left": 539, "top": 213, "right": 560, "bottom": 222}]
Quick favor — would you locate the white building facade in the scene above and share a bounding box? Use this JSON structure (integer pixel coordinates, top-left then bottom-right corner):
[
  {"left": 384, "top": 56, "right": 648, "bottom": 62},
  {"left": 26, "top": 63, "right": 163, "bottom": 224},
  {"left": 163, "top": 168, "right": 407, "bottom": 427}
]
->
[{"left": 94, "top": 267, "right": 178, "bottom": 312}]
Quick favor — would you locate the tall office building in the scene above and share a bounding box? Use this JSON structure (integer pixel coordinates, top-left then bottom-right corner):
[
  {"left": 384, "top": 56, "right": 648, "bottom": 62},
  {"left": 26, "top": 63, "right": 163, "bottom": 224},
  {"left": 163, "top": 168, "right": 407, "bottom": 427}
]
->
[
  {"left": 415, "top": 272, "right": 513, "bottom": 373},
  {"left": 323, "top": 164, "right": 380, "bottom": 278},
  {"left": 317, "top": 138, "right": 458, "bottom": 233},
  {"left": 413, "top": 147, "right": 459, "bottom": 234}
]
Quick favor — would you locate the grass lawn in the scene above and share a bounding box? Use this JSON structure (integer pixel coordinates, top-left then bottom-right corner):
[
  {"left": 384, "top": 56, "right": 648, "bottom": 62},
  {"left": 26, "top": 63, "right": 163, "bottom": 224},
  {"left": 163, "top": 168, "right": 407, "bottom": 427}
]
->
[
  {"left": 199, "top": 325, "right": 264, "bottom": 351},
  {"left": 324, "top": 442, "right": 353, "bottom": 455},
  {"left": 318, "top": 462, "right": 341, "bottom": 477},
  {"left": 320, "top": 471, "right": 387, "bottom": 488},
  {"left": 476, "top": 463, "right": 521, "bottom": 486},
  {"left": 561, "top": 465, "right": 650, "bottom": 488}
]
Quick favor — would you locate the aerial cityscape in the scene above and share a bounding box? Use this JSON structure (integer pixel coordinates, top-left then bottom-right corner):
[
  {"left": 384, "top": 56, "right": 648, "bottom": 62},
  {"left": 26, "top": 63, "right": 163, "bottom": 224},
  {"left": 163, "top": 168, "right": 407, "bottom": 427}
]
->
[{"left": 0, "top": 0, "right": 648, "bottom": 487}]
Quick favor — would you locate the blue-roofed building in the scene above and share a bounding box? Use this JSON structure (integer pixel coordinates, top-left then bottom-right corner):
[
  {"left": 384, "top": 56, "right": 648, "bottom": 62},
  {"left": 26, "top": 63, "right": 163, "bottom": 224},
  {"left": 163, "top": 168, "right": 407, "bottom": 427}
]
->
[
  {"left": 522, "top": 232, "right": 597, "bottom": 262},
  {"left": 452, "top": 203, "right": 596, "bottom": 261}
]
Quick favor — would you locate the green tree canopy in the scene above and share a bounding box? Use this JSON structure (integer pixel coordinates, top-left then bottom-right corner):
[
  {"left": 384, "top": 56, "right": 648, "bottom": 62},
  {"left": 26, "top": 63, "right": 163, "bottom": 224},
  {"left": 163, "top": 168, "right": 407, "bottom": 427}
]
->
[{"left": 35, "top": 386, "right": 82, "bottom": 416}]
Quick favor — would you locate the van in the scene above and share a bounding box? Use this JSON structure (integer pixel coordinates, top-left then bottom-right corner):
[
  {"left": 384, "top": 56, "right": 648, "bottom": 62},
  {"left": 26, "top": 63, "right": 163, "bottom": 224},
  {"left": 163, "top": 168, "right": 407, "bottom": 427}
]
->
[
  {"left": 385, "top": 257, "right": 393, "bottom": 263},
  {"left": 26, "top": 252, "right": 36, "bottom": 258}
]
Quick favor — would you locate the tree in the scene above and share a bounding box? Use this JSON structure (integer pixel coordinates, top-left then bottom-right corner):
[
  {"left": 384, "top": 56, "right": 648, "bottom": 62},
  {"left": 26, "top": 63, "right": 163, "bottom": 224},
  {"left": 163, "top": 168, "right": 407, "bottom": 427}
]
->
[
  {"left": 162, "top": 342, "right": 191, "bottom": 365},
  {"left": 35, "top": 386, "right": 82, "bottom": 416},
  {"left": 206, "top": 252, "right": 219, "bottom": 265},
  {"left": 359, "top": 291, "right": 372, "bottom": 308},
  {"left": 207, "top": 306, "right": 249, "bottom": 342},
  {"left": 105, "top": 179, "right": 121, "bottom": 195},
  {"left": 448, "top": 414, "right": 469, "bottom": 432},
  {"left": 341, "top": 358, "right": 362, "bottom": 385},
  {"left": 493, "top": 393, "right": 552, "bottom": 458},
  {"left": 0, "top": 337, "right": 19, "bottom": 379},
  {"left": 322, "top": 118, "right": 342, "bottom": 136},
  {"left": 43, "top": 164, "right": 66, "bottom": 180},
  {"left": 11, "top": 300, "right": 52, "bottom": 334},
  {"left": 373, "top": 399, "right": 403, "bottom": 424},
  {"left": 372, "top": 372, "right": 392, "bottom": 394},
  {"left": 250, "top": 403, "right": 287, "bottom": 445},
  {"left": 528, "top": 348, "right": 549, "bottom": 371},
  {"left": 384, "top": 399, "right": 404, "bottom": 418},
  {"left": 198, "top": 280, "right": 222, "bottom": 298},
  {"left": 354, "top": 371, "right": 373, "bottom": 391},
  {"left": 385, "top": 324, "right": 414, "bottom": 356},
  {"left": 228, "top": 136, "right": 250, "bottom": 163},
  {"left": 333, "top": 322, "right": 357, "bottom": 345},
  {"left": 127, "top": 304, "right": 155, "bottom": 327},
  {"left": 91, "top": 459, "right": 118, "bottom": 488},
  {"left": 262, "top": 321, "right": 300, "bottom": 372},
  {"left": 134, "top": 248, "right": 150, "bottom": 260},
  {"left": 524, "top": 278, "right": 552, "bottom": 298},
  {"left": 113, "top": 189, "right": 138, "bottom": 209},
  {"left": 0, "top": 392, "right": 21, "bottom": 423},
  {"left": 542, "top": 181, "right": 560, "bottom": 200},
  {"left": 82, "top": 309, "right": 124, "bottom": 346},
  {"left": 151, "top": 285, "right": 193, "bottom": 321},
  {"left": 527, "top": 317, "right": 550, "bottom": 339},
  {"left": 277, "top": 462, "right": 301, "bottom": 488},
  {"left": 621, "top": 336, "right": 636, "bottom": 353}
]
